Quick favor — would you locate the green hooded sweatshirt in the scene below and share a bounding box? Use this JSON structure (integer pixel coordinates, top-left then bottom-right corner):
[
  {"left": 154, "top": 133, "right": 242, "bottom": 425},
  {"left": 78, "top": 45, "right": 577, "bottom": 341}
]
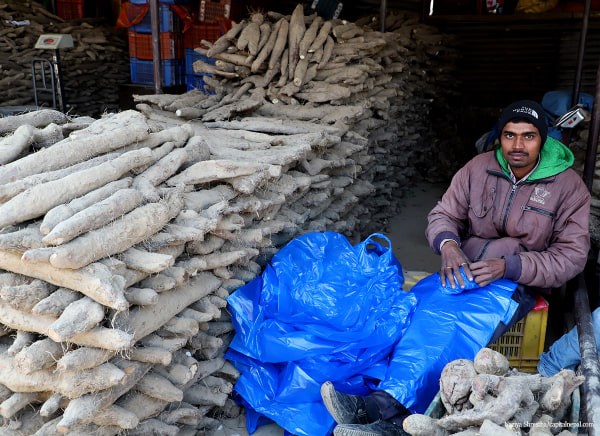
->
[{"left": 495, "top": 136, "right": 575, "bottom": 181}]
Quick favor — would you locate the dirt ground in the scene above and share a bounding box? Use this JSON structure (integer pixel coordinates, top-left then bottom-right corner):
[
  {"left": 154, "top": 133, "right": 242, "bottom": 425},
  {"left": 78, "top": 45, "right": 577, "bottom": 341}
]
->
[
  {"left": 387, "top": 181, "right": 447, "bottom": 273},
  {"left": 208, "top": 416, "right": 284, "bottom": 436},
  {"left": 207, "top": 181, "right": 447, "bottom": 436}
]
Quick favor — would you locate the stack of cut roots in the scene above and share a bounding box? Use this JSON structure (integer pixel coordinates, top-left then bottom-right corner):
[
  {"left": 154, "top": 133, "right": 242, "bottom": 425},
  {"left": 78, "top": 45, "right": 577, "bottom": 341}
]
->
[
  {"left": 0, "top": 0, "right": 129, "bottom": 117},
  {"left": 404, "top": 348, "right": 584, "bottom": 436},
  {"left": 155, "top": 6, "right": 459, "bottom": 236},
  {"left": 0, "top": 109, "right": 254, "bottom": 434},
  {"left": 0, "top": 96, "right": 381, "bottom": 434}
]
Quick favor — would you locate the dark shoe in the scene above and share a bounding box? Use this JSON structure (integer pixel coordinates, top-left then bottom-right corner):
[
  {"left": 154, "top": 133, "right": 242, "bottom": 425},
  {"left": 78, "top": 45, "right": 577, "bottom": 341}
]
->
[
  {"left": 333, "top": 420, "right": 410, "bottom": 436},
  {"left": 320, "top": 381, "right": 372, "bottom": 425}
]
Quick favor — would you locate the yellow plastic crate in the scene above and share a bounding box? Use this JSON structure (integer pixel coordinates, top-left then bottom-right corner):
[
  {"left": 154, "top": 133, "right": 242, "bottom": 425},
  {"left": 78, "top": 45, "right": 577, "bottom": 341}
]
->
[
  {"left": 402, "top": 270, "right": 429, "bottom": 292},
  {"left": 488, "top": 295, "right": 548, "bottom": 373}
]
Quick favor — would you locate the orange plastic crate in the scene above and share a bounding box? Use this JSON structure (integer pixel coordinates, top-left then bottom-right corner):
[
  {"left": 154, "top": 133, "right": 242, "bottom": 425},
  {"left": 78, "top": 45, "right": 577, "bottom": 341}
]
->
[
  {"left": 199, "top": 0, "right": 230, "bottom": 22},
  {"left": 128, "top": 31, "right": 184, "bottom": 60},
  {"left": 184, "top": 22, "right": 226, "bottom": 49},
  {"left": 56, "top": 0, "right": 84, "bottom": 20}
]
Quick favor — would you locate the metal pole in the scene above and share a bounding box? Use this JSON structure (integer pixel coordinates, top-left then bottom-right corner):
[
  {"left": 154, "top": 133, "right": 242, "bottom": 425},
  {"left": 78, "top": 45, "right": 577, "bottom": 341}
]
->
[
  {"left": 150, "top": 0, "right": 162, "bottom": 94},
  {"left": 578, "top": 61, "right": 600, "bottom": 436},
  {"left": 573, "top": 274, "right": 600, "bottom": 435},
  {"left": 380, "top": 0, "right": 387, "bottom": 32},
  {"left": 582, "top": 62, "right": 600, "bottom": 191},
  {"left": 51, "top": 49, "right": 66, "bottom": 112},
  {"left": 571, "top": 0, "right": 592, "bottom": 107}
]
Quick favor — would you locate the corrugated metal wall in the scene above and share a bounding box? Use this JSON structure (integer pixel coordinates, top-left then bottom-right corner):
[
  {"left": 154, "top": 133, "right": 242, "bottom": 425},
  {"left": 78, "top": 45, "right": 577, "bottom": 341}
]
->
[
  {"left": 423, "top": 14, "right": 600, "bottom": 145},
  {"left": 430, "top": 15, "right": 600, "bottom": 102},
  {"left": 558, "top": 25, "right": 600, "bottom": 93}
]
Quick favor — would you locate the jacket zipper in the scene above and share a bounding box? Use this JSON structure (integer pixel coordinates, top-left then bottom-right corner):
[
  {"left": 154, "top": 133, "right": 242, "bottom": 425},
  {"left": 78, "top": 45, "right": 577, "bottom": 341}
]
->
[
  {"left": 475, "top": 240, "right": 491, "bottom": 262},
  {"left": 477, "top": 175, "right": 516, "bottom": 261},
  {"left": 501, "top": 182, "right": 518, "bottom": 233}
]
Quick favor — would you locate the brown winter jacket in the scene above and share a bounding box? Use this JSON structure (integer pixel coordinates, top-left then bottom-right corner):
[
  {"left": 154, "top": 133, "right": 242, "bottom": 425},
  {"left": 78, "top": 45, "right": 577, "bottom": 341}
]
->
[{"left": 426, "top": 138, "right": 590, "bottom": 290}]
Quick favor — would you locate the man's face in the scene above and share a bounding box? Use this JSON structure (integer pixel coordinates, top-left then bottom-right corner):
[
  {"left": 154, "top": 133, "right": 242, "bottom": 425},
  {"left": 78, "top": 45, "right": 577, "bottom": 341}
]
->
[{"left": 500, "top": 121, "right": 543, "bottom": 178}]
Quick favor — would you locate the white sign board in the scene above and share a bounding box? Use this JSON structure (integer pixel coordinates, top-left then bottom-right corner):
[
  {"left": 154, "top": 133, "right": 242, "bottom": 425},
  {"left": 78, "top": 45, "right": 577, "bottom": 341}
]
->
[{"left": 34, "top": 34, "right": 74, "bottom": 50}]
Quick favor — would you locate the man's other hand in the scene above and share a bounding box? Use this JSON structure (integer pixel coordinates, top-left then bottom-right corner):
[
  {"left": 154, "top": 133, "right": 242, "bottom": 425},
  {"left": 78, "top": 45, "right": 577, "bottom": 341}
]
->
[{"left": 469, "top": 258, "right": 506, "bottom": 287}]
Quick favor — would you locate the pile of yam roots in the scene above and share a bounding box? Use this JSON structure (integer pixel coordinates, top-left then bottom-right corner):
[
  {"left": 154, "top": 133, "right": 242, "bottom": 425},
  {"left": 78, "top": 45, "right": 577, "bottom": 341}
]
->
[
  {"left": 169, "top": 5, "right": 460, "bottom": 233},
  {"left": 0, "top": 6, "right": 459, "bottom": 435},
  {"left": 193, "top": 4, "right": 452, "bottom": 111},
  {"left": 0, "top": 0, "right": 129, "bottom": 117},
  {"left": 404, "top": 348, "right": 584, "bottom": 436}
]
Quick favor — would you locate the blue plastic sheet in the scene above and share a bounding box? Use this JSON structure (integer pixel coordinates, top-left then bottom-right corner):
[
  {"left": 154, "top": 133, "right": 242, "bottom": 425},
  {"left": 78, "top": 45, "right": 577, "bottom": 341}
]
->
[
  {"left": 226, "top": 232, "right": 519, "bottom": 434},
  {"left": 226, "top": 232, "right": 417, "bottom": 436},
  {"left": 375, "top": 273, "right": 519, "bottom": 413},
  {"left": 542, "top": 90, "right": 594, "bottom": 141},
  {"left": 541, "top": 90, "right": 594, "bottom": 119}
]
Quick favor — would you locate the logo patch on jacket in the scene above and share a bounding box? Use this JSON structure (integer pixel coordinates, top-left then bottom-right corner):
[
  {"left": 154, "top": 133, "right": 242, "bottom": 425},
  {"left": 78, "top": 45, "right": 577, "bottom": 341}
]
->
[{"left": 530, "top": 187, "right": 550, "bottom": 204}]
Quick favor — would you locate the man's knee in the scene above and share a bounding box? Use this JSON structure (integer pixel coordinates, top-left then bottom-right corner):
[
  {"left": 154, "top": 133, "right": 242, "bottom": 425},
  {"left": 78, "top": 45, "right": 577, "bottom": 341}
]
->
[{"left": 488, "top": 285, "right": 537, "bottom": 344}]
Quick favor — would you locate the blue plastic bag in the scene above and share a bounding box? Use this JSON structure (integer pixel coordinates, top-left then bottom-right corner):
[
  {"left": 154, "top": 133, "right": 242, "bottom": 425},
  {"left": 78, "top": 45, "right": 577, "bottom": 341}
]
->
[{"left": 226, "top": 232, "right": 417, "bottom": 436}]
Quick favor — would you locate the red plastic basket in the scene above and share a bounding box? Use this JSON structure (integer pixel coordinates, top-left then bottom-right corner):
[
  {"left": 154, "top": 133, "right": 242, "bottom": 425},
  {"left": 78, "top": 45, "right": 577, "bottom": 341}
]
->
[
  {"left": 128, "top": 31, "right": 184, "bottom": 60},
  {"left": 56, "top": 0, "right": 84, "bottom": 20},
  {"left": 184, "top": 21, "right": 227, "bottom": 49},
  {"left": 199, "top": 0, "right": 231, "bottom": 22}
]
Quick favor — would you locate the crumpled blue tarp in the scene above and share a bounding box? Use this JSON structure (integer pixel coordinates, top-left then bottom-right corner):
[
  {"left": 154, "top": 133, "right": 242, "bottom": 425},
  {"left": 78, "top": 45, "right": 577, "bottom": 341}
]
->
[{"left": 226, "top": 232, "right": 519, "bottom": 434}]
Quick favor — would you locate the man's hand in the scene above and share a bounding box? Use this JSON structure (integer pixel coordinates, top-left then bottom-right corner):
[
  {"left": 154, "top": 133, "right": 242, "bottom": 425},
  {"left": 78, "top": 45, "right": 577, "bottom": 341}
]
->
[
  {"left": 469, "top": 258, "right": 506, "bottom": 287},
  {"left": 440, "top": 240, "right": 473, "bottom": 289}
]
